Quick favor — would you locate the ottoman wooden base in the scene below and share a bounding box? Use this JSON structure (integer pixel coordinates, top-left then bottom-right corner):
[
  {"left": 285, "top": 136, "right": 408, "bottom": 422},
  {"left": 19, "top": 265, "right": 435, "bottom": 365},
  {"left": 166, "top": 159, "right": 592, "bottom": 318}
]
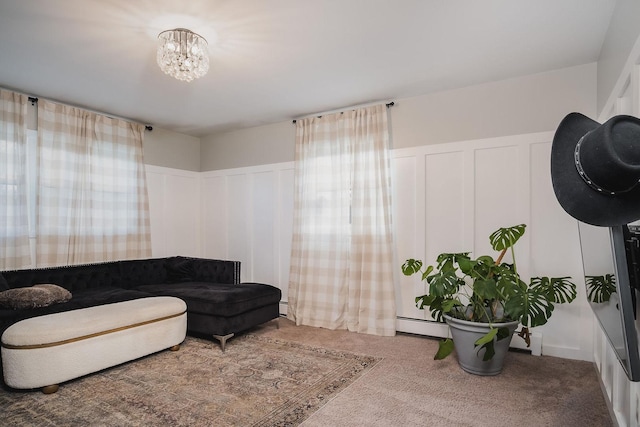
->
[{"left": 1, "top": 296, "right": 187, "bottom": 393}]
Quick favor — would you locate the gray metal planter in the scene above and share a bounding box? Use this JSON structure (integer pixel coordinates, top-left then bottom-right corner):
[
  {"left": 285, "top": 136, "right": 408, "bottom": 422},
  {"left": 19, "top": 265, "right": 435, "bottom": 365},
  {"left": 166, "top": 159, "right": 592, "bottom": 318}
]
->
[{"left": 444, "top": 314, "right": 519, "bottom": 376}]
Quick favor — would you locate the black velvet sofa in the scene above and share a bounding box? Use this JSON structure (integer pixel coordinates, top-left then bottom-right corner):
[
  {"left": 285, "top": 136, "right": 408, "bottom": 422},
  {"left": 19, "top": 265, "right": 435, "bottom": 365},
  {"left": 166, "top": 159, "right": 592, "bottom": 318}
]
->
[{"left": 0, "top": 256, "right": 282, "bottom": 351}]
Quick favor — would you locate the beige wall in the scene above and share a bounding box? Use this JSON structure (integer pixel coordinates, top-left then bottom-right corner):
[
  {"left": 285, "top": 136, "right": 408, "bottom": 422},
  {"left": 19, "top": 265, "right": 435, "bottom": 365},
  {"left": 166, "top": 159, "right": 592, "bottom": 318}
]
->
[
  {"left": 597, "top": 0, "right": 640, "bottom": 115},
  {"left": 23, "top": 102, "right": 202, "bottom": 172},
  {"left": 391, "top": 63, "right": 596, "bottom": 149},
  {"left": 200, "top": 121, "right": 295, "bottom": 171},
  {"left": 143, "top": 127, "right": 201, "bottom": 172},
  {"left": 199, "top": 63, "right": 596, "bottom": 171}
]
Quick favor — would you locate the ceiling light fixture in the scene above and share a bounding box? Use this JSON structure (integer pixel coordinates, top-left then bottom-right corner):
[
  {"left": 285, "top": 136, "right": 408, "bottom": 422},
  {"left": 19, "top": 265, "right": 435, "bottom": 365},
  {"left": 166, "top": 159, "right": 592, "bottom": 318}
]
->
[{"left": 157, "top": 28, "right": 209, "bottom": 82}]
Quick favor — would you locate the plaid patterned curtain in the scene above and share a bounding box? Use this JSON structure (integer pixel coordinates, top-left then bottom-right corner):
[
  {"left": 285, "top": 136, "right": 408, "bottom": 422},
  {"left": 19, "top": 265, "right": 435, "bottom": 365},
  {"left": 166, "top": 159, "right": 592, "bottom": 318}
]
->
[
  {"left": 288, "top": 104, "right": 397, "bottom": 336},
  {"left": 36, "top": 100, "right": 151, "bottom": 266},
  {"left": 0, "top": 89, "right": 30, "bottom": 269}
]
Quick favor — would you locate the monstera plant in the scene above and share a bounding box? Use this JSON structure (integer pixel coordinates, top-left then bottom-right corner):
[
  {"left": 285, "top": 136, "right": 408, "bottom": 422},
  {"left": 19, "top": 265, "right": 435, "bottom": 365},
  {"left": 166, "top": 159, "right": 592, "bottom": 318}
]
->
[{"left": 402, "top": 224, "right": 577, "bottom": 374}]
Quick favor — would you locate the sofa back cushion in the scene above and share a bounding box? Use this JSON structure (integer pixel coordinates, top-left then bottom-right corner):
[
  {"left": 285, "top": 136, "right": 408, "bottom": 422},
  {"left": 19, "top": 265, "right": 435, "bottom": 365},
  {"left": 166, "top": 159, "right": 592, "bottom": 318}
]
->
[
  {"left": 117, "top": 258, "right": 168, "bottom": 289},
  {"left": 0, "top": 256, "right": 241, "bottom": 294},
  {"left": 160, "top": 257, "right": 239, "bottom": 285},
  {"left": 164, "top": 257, "right": 197, "bottom": 283},
  {"left": 1, "top": 262, "right": 122, "bottom": 292}
]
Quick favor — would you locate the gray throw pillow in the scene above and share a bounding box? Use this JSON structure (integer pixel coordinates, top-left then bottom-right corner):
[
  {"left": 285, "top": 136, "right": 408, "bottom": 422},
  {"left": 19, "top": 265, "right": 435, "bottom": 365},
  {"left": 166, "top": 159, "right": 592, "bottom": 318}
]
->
[{"left": 0, "top": 284, "right": 72, "bottom": 310}]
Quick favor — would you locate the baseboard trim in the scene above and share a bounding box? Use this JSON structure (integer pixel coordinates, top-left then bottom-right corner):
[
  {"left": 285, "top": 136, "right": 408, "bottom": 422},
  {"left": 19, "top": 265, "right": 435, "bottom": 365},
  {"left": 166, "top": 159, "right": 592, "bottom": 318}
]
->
[{"left": 277, "top": 308, "right": 561, "bottom": 359}]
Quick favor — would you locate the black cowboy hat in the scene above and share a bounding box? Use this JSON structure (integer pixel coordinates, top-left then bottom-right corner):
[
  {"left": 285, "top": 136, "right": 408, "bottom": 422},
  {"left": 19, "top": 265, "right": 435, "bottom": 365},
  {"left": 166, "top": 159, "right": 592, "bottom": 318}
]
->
[{"left": 551, "top": 112, "right": 640, "bottom": 226}]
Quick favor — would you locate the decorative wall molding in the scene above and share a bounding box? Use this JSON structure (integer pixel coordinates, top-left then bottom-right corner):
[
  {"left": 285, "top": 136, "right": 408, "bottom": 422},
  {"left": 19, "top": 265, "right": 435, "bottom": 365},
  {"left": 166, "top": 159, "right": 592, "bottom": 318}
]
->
[
  {"left": 147, "top": 132, "right": 593, "bottom": 364},
  {"left": 145, "top": 165, "right": 202, "bottom": 258}
]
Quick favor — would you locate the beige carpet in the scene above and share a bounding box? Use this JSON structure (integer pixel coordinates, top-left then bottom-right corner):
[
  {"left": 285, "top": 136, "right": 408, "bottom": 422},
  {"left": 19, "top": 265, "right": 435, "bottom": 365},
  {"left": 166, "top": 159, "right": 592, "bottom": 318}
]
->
[
  {"left": 1, "top": 318, "right": 613, "bottom": 426},
  {"left": 256, "top": 318, "right": 613, "bottom": 427},
  {"left": 0, "top": 332, "right": 379, "bottom": 426}
]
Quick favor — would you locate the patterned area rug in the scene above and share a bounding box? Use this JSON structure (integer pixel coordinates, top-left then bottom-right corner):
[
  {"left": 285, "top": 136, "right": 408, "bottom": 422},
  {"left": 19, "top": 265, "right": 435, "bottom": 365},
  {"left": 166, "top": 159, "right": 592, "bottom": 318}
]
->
[{"left": 1, "top": 335, "right": 381, "bottom": 426}]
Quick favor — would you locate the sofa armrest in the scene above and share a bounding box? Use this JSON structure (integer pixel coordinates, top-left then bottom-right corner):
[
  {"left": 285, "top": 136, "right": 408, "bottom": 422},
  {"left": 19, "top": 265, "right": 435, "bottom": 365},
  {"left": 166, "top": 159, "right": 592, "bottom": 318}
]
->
[
  {"left": 190, "top": 258, "right": 240, "bottom": 284},
  {"left": 166, "top": 257, "right": 240, "bottom": 284}
]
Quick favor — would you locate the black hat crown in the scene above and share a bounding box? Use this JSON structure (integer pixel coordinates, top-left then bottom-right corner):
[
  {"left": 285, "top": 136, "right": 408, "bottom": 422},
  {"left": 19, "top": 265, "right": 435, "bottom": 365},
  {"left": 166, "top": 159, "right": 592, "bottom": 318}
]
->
[
  {"left": 575, "top": 115, "right": 640, "bottom": 195},
  {"left": 551, "top": 113, "right": 640, "bottom": 226}
]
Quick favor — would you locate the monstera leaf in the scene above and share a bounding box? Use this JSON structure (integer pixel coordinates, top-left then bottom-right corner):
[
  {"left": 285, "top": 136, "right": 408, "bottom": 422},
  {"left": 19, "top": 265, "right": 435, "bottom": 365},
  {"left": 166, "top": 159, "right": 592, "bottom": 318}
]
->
[
  {"left": 530, "top": 276, "right": 577, "bottom": 304},
  {"left": 586, "top": 274, "right": 617, "bottom": 303},
  {"left": 504, "top": 284, "right": 554, "bottom": 328},
  {"left": 474, "top": 326, "right": 512, "bottom": 361},
  {"left": 489, "top": 224, "right": 526, "bottom": 252},
  {"left": 427, "top": 270, "right": 463, "bottom": 297},
  {"left": 415, "top": 295, "right": 461, "bottom": 322},
  {"left": 473, "top": 278, "right": 498, "bottom": 300},
  {"left": 401, "top": 259, "right": 423, "bottom": 276},
  {"left": 434, "top": 338, "right": 455, "bottom": 360},
  {"left": 435, "top": 252, "right": 471, "bottom": 272}
]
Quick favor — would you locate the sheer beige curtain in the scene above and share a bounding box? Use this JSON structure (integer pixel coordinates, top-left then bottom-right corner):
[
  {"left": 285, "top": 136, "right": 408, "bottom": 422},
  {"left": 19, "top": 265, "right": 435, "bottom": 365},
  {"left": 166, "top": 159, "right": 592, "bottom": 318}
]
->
[
  {"left": 36, "top": 100, "right": 151, "bottom": 266},
  {"left": 288, "top": 104, "right": 396, "bottom": 336},
  {"left": 0, "top": 90, "right": 30, "bottom": 270}
]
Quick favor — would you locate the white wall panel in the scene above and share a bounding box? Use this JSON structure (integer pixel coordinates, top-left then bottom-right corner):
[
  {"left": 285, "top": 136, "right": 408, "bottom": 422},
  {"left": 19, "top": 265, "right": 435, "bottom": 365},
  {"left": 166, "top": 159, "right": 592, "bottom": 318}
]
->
[
  {"left": 201, "top": 163, "right": 294, "bottom": 292},
  {"left": 145, "top": 170, "right": 166, "bottom": 257},
  {"left": 530, "top": 142, "right": 593, "bottom": 360},
  {"left": 277, "top": 169, "right": 295, "bottom": 302},
  {"left": 251, "top": 171, "right": 276, "bottom": 283},
  {"left": 164, "top": 174, "right": 201, "bottom": 257},
  {"left": 201, "top": 175, "right": 228, "bottom": 259},
  {"left": 474, "top": 146, "right": 522, "bottom": 259},
  {"left": 405, "top": 151, "right": 467, "bottom": 323},
  {"left": 425, "top": 151, "right": 466, "bottom": 257},
  {"left": 227, "top": 174, "right": 250, "bottom": 281},
  {"left": 393, "top": 154, "right": 423, "bottom": 320},
  {"left": 145, "top": 166, "right": 200, "bottom": 258}
]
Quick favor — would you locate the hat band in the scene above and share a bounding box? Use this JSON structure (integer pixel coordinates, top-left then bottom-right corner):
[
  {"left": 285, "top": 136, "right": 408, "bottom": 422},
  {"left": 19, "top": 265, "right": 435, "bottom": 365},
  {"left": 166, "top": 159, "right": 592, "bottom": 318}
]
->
[{"left": 574, "top": 134, "right": 639, "bottom": 196}]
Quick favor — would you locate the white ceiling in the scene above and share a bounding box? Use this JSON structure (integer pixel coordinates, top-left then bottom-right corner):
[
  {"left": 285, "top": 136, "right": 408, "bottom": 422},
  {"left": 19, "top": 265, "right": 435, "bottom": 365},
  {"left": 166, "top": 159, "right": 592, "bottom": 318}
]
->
[{"left": 0, "top": 0, "right": 616, "bottom": 137}]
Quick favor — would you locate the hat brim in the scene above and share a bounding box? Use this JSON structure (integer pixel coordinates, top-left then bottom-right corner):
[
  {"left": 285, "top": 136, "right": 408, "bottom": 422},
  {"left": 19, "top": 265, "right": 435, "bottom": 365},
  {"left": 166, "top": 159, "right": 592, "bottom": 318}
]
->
[{"left": 551, "top": 112, "right": 640, "bottom": 226}]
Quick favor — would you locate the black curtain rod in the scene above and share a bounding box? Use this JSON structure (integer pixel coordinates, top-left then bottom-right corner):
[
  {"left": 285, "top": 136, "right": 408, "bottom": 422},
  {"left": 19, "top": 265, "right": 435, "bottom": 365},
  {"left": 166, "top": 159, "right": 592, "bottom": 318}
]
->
[
  {"left": 25, "top": 96, "right": 153, "bottom": 131},
  {"left": 292, "top": 101, "right": 395, "bottom": 124}
]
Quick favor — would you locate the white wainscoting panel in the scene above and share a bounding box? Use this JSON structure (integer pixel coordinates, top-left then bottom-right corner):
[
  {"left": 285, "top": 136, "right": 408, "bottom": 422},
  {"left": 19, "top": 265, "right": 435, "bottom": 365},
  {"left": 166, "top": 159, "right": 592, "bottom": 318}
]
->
[
  {"left": 474, "top": 145, "right": 524, "bottom": 257},
  {"left": 146, "top": 165, "right": 201, "bottom": 258},
  {"left": 226, "top": 173, "right": 250, "bottom": 281},
  {"left": 529, "top": 142, "right": 593, "bottom": 361},
  {"left": 391, "top": 131, "right": 590, "bottom": 359},
  {"left": 425, "top": 151, "right": 466, "bottom": 260},
  {"left": 166, "top": 131, "right": 593, "bottom": 364},
  {"left": 277, "top": 169, "right": 295, "bottom": 303},
  {"left": 251, "top": 171, "right": 276, "bottom": 284},
  {"left": 393, "top": 153, "right": 424, "bottom": 320},
  {"left": 201, "top": 163, "right": 295, "bottom": 292},
  {"left": 145, "top": 170, "right": 166, "bottom": 257},
  {"left": 201, "top": 175, "right": 228, "bottom": 259}
]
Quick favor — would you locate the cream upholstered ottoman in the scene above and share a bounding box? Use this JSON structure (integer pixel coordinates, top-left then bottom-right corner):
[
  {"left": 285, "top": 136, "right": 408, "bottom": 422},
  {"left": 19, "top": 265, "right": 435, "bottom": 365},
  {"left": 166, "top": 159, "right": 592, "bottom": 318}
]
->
[{"left": 1, "top": 296, "right": 186, "bottom": 393}]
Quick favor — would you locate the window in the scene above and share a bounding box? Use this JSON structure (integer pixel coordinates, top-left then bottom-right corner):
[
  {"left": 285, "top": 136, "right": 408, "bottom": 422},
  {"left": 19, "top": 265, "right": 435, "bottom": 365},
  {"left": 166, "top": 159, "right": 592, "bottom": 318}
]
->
[{"left": 1, "top": 93, "right": 151, "bottom": 268}]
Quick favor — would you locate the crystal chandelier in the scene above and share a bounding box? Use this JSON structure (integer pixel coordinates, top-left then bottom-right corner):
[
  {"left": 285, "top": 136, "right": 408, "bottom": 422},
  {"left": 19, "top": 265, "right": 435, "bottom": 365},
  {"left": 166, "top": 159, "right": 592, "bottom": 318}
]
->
[{"left": 157, "top": 28, "right": 209, "bottom": 82}]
